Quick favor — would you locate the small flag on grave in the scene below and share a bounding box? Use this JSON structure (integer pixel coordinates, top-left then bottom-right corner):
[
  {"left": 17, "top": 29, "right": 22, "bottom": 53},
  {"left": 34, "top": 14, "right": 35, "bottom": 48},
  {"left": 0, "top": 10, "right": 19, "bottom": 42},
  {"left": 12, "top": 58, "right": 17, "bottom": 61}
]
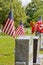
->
[
  {"left": 38, "top": 16, "right": 42, "bottom": 23},
  {"left": 15, "top": 20, "right": 25, "bottom": 36},
  {"left": 2, "top": 9, "right": 15, "bottom": 37}
]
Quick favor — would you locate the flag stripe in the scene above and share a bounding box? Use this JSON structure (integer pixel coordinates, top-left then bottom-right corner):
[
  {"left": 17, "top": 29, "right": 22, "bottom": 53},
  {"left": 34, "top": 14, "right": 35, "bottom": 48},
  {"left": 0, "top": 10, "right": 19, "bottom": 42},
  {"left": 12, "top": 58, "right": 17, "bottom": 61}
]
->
[
  {"left": 10, "top": 25, "right": 14, "bottom": 36},
  {"left": 15, "top": 25, "right": 25, "bottom": 36},
  {"left": 6, "top": 20, "right": 13, "bottom": 34},
  {"left": 4, "top": 19, "right": 12, "bottom": 34},
  {"left": 2, "top": 19, "right": 10, "bottom": 32},
  {"left": 4, "top": 19, "right": 10, "bottom": 33},
  {"left": 7, "top": 21, "right": 13, "bottom": 35}
]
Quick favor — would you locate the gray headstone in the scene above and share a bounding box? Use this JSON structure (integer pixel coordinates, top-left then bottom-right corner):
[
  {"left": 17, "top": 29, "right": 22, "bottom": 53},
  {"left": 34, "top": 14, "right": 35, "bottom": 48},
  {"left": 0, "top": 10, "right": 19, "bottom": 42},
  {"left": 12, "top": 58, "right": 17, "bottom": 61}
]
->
[
  {"left": 36, "top": 33, "right": 43, "bottom": 49},
  {"left": 40, "top": 33, "right": 43, "bottom": 49},
  {"left": 15, "top": 36, "right": 33, "bottom": 65}
]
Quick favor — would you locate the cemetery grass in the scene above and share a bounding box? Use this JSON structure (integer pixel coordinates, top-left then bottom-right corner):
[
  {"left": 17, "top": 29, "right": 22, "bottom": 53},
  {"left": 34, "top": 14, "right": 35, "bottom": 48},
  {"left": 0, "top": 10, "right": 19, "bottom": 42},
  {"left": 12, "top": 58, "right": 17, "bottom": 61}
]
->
[{"left": 0, "top": 35, "right": 15, "bottom": 65}]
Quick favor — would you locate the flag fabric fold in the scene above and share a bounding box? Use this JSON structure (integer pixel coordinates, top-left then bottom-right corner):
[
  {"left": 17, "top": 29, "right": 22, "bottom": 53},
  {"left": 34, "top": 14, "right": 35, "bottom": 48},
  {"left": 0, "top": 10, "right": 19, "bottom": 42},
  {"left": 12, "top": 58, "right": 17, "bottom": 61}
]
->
[{"left": 2, "top": 9, "right": 15, "bottom": 37}]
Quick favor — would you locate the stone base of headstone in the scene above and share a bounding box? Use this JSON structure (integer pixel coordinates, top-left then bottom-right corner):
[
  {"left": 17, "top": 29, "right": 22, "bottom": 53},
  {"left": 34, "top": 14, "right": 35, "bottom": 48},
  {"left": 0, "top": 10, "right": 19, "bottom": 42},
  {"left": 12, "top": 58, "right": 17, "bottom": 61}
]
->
[
  {"left": 41, "top": 58, "right": 43, "bottom": 65},
  {"left": 33, "top": 63, "right": 40, "bottom": 65},
  {"left": 39, "top": 54, "right": 43, "bottom": 65},
  {"left": 36, "top": 56, "right": 41, "bottom": 64},
  {"left": 16, "top": 62, "right": 26, "bottom": 65},
  {"left": 36, "top": 58, "right": 43, "bottom": 65}
]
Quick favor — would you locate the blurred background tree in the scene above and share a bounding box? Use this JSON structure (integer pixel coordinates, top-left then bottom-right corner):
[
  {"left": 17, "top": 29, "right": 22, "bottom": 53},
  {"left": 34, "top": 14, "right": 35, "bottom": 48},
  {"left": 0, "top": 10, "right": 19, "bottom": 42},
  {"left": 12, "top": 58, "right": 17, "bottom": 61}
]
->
[
  {"left": 0, "top": 0, "right": 26, "bottom": 28},
  {"left": 26, "top": 0, "right": 43, "bottom": 23},
  {"left": 0, "top": 0, "right": 43, "bottom": 28}
]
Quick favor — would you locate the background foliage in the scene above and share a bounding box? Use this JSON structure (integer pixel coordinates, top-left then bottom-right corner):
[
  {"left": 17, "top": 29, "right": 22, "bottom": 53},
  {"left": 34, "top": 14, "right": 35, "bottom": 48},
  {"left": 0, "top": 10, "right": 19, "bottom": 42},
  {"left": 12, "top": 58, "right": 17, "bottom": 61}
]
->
[
  {"left": 26, "top": 0, "right": 43, "bottom": 23},
  {"left": 0, "top": 0, "right": 26, "bottom": 27},
  {"left": 0, "top": 0, "right": 43, "bottom": 28}
]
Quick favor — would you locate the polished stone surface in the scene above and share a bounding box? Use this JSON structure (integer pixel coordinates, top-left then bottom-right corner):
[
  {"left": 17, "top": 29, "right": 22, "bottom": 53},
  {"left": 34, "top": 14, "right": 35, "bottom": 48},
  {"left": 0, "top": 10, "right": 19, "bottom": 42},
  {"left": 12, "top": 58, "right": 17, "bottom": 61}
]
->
[{"left": 15, "top": 36, "right": 33, "bottom": 65}]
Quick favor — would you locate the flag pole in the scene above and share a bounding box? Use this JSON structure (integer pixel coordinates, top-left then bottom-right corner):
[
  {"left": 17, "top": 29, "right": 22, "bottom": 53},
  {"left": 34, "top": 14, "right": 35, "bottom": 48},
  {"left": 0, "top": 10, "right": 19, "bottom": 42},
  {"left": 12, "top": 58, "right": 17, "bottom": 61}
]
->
[
  {"left": 10, "top": 0, "right": 13, "bottom": 13},
  {"left": 10, "top": 0, "right": 12, "bottom": 10}
]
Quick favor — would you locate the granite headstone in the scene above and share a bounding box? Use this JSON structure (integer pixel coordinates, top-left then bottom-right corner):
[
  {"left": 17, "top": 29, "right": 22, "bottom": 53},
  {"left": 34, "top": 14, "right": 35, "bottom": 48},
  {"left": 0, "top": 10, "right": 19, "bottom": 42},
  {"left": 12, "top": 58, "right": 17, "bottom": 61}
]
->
[
  {"left": 15, "top": 36, "right": 33, "bottom": 65},
  {"left": 36, "top": 33, "right": 43, "bottom": 49},
  {"left": 40, "top": 33, "right": 43, "bottom": 49}
]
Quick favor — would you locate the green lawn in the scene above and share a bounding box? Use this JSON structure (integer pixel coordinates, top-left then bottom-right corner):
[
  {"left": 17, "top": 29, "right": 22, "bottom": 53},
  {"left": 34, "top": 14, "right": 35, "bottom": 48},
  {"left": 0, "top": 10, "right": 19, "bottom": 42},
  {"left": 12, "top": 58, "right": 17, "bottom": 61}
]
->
[{"left": 0, "top": 35, "right": 15, "bottom": 65}]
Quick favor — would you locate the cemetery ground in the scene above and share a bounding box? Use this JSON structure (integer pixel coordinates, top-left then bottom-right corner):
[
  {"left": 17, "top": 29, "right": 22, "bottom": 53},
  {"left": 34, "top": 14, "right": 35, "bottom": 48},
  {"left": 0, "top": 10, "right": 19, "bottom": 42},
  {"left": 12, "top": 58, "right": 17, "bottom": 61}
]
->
[
  {"left": 0, "top": 28, "right": 43, "bottom": 65},
  {"left": 0, "top": 35, "right": 15, "bottom": 65}
]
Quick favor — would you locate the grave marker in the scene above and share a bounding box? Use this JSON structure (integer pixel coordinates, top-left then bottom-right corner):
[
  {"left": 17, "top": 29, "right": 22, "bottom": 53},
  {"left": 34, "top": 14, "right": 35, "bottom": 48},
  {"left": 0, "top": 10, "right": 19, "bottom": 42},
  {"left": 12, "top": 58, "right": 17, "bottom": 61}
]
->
[
  {"left": 15, "top": 36, "right": 33, "bottom": 65},
  {"left": 40, "top": 33, "right": 43, "bottom": 49}
]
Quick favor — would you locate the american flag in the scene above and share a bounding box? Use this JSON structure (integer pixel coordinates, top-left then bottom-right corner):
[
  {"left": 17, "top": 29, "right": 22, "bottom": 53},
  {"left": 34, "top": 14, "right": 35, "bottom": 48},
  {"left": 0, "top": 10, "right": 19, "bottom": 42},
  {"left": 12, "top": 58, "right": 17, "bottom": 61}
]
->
[
  {"left": 15, "top": 21, "right": 25, "bottom": 36},
  {"left": 2, "top": 9, "right": 15, "bottom": 37},
  {"left": 38, "top": 16, "right": 42, "bottom": 22}
]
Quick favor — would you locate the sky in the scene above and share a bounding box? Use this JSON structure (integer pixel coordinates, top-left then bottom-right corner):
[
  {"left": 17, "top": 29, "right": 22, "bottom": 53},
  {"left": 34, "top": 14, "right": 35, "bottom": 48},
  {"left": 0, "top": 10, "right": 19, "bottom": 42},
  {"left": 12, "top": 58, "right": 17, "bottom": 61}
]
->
[{"left": 21, "top": 0, "right": 31, "bottom": 6}]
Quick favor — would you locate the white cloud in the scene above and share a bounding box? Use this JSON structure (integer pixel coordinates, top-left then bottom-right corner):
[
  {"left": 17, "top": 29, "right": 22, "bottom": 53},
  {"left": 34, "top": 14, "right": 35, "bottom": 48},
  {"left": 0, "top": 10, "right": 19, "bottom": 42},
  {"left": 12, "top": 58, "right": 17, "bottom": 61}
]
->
[{"left": 21, "top": 0, "right": 31, "bottom": 6}]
